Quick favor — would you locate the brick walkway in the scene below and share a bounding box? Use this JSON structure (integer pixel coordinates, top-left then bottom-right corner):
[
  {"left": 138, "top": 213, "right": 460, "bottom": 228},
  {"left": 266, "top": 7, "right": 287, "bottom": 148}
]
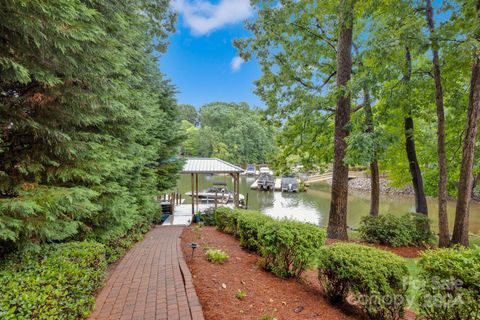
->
[{"left": 89, "top": 226, "right": 204, "bottom": 320}]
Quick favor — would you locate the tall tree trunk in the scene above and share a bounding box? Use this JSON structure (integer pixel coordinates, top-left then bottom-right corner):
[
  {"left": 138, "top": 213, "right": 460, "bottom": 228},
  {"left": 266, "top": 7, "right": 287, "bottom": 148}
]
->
[
  {"left": 328, "top": 0, "right": 354, "bottom": 240},
  {"left": 364, "top": 89, "right": 379, "bottom": 216},
  {"left": 426, "top": 0, "right": 449, "bottom": 247},
  {"left": 452, "top": 58, "right": 480, "bottom": 246},
  {"left": 403, "top": 47, "right": 429, "bottom": 216},
  {"left": 452, "top": 1, "right": 480, "bottom": 247}
]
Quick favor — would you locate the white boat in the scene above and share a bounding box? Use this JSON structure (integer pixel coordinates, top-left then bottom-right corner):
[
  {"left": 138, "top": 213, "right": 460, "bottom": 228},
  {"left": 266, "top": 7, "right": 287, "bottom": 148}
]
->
[
  {"left": 259, "top": 166, "right": 273, "bottom": 175},
  {"left": 185, "top": 182, "right": 245, "bottom": 205}
]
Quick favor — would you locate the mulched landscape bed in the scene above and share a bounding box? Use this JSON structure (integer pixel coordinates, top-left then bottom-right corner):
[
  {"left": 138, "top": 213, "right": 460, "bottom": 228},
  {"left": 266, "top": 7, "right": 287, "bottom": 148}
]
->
[
  {"left": 181, "top": 226, "right": 420, "bottom": 320},
  {"left": 182, "top": 226, "right": 359, "bottom": 320}
]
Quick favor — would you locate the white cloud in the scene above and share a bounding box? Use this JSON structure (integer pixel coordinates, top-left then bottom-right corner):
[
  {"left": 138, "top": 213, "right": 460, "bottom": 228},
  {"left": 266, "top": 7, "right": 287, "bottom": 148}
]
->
[
  {"left": 171, "top": 0, "right": 253, "bottom": 36},
  {"left": 231, "top": 56, "right": 244, "bottom": 72}
]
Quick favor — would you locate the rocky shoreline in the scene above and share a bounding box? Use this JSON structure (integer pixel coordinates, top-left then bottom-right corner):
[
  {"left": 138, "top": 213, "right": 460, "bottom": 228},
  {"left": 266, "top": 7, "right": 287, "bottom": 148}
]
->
[{"left": 326, "top": 177, "right": 415, "bottom": 196}]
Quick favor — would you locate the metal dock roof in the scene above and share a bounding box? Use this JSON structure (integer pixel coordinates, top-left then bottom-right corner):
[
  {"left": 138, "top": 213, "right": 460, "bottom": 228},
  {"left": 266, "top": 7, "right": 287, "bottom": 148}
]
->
[{"left": 181, "top": 158, "right": 244, "bottom": 174}]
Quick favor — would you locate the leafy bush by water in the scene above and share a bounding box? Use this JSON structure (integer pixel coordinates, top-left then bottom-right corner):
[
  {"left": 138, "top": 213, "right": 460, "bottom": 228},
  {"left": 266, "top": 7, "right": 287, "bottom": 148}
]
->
[
  {"left": 260, "top": 219, "right": 326, "bottom": 278},
  {"left": 417, "top": 247, "right": 480, "bottom": 320},
  {"left": 0, "top": 242, "right": 107, "bottom": 319},
  {"left": 237, "top": 210, "right": 273, "bottom": 252},
  {"left": 358, "top": 213, "right": 434, "bottom": 247},
  {"left": 318, "top": 243, "right": 409, "bottom": 320}
]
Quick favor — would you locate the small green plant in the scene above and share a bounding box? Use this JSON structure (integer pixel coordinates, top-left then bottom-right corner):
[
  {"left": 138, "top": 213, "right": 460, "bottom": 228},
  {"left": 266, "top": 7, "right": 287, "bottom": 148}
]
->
[
  {"left": 235, "top": 289, "right": 247, "bottom": 300},
  {"left": 205, "top": 248, "right": 229, "bottom": 264},
  {"left": 257, "top": 316, "right": 277, "bottom": 320}
]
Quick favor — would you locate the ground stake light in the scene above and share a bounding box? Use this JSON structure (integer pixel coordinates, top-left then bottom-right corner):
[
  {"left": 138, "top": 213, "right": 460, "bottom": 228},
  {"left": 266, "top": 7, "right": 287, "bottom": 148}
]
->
[{"left": 188, "top": 242, "right": 198, "bottom": 259}]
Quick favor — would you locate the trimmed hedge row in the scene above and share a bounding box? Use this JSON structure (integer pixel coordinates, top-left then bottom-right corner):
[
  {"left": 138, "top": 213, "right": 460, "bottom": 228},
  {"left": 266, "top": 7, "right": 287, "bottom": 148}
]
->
[
  {"left": 318, "top": 243, "right": 409, "bottom": 320},
  {"left": 417, "top": 246, "right": 480, "bottom": 320},
  {"left": 0, "top": 242, "right": 107, "bottom": 319},
  {"left": 214, "top": 208, "right": 325, "bottom": 278},
  {"left": 358, "top": 213, "right": 434, "bottom": 247}
]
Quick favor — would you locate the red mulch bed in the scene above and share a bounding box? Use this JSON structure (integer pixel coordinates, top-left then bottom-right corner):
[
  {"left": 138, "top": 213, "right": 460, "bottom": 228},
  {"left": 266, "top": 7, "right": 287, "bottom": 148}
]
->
[
  {"left": 182, "top": 226, "right": 352, "bottom": 320},
  {"left": 181, "top": 226, "right": 416, "bottom": 320}
]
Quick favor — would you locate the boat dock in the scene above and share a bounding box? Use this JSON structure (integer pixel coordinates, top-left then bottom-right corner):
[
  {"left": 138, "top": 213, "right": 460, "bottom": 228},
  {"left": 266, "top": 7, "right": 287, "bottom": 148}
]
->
[
  {"left": 306, "top": 171, "right": 365, "bottom": 183},
  {"left": 162, "top": 203, "right": 235, "bottom": 226},
  {"left": 250, "top": 178, "right": 282, "bottom": 191},
  {"left": 250, "top": 171, "right": 366, "bottom": 190}
]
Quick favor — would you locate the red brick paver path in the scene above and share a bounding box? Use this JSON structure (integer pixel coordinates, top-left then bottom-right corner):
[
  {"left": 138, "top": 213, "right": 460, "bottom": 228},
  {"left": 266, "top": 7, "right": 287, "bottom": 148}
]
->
[{"left": 89, "top": 226, "right": 204, "bottom": 320}]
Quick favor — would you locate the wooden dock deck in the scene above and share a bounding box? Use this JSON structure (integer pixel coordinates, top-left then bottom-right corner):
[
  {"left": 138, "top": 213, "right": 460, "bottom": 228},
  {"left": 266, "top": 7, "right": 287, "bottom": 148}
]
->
[{"left": 162, "top": 203, "right": 235, "bottom": 227}]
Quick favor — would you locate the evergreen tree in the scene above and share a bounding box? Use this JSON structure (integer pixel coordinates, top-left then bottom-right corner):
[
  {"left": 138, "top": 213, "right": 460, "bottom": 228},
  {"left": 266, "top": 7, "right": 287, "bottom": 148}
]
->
[{"left": 0, "top": 0, "right": 182, "bottom": 250}]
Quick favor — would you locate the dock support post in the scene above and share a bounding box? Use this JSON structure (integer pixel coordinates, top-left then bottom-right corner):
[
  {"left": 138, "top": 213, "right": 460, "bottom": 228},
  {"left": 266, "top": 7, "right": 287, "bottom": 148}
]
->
[
  {"left": 191, "top": 173, "right": 194, "bottom": 215},
  {"left": 195, "top": 173, "right": 199, "bottom": 213}
]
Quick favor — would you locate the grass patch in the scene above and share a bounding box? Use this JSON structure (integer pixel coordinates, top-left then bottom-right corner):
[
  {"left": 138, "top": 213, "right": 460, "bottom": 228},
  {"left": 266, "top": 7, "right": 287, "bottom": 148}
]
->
[{"left": 205, "top": 249, "right": 229, "bottom": 264}]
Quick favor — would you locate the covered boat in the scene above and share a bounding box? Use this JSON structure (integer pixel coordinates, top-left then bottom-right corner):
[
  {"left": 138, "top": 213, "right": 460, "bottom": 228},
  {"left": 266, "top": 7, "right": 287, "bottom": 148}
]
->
[
  {"left": 244, "top": 164, "right": 256, "bottom": 176},
  {"left": 258, "top": 172, "right": 275, "bottom": 191},
  {"left": 281, "top": 177, "right": 299, "bottom": 192}
]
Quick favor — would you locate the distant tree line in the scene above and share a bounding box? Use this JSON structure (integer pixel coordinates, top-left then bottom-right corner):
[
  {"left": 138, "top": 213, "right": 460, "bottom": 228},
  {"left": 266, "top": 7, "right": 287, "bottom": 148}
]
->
[{"left": 179, "top": 102, "right": 276, "bottom": 165}]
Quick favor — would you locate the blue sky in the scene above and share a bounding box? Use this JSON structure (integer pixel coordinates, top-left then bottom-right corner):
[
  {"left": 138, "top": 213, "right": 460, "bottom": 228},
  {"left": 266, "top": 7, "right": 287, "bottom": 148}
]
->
[{"left": 160, "top": 0, "right": 262, "bottom": 109}]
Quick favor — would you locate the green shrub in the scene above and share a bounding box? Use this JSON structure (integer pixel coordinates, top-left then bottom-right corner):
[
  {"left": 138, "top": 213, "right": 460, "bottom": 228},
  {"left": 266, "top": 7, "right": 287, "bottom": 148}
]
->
[
  {"left": 205, "top": 248, "right": 229, "bottom": 264},
  {"left": 237, "top": 210, "right": 273, "bottom": 252},
  {"left": 196, "top": 208, "right": 216, "bottom": 226},
  {"left": 417, "top": 247, "right": 480, "bottom": 320},
  {"left": 409, "top": 214, "right": 434, "bottom": 246},
  {"left": 358, "top": 213, "right": 434, "bottom": 247},
  {"left": 214, "top": 207, "right": 240, "bottom": 235},
  {"left": 0, "top": 241, "right": 107, "bottom": 319},
  {"left": 260, "top": 219, "right": 325, "bottom": 278},
  {"left": 318, "top": 243, "right": 409, "bottom": 320}
]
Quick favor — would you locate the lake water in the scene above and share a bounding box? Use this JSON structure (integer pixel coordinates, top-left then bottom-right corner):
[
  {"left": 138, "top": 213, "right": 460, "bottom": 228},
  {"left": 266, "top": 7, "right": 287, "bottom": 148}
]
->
[{"left": 176, "top": 175, "right": 480, "bottom": 235}]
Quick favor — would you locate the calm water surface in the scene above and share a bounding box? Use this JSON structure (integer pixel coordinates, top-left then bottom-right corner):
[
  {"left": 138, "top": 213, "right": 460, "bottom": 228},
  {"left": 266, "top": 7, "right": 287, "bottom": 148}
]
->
[{"left": 176, "top": 175, "right": 480, "bottom": 235}]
